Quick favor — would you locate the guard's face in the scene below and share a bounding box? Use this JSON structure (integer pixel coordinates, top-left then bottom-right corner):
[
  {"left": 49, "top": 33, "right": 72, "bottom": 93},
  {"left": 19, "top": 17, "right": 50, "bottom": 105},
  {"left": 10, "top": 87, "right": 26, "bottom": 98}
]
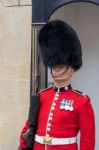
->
[
  {"left": 51, "top": 65, "right": 67, "bottom": 78},
  {"left": 51, "top": 65, "right": 74, "bottom": 84}
]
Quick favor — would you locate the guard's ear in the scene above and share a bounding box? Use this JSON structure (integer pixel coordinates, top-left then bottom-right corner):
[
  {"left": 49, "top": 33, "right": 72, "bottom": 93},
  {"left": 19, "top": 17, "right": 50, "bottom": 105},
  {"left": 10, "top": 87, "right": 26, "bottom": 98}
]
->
[
  {"left": 66, "top": 66, "right": 74, "bottom": 75},
  {"left": 66, "top": 66, "right": 72, "bottom": 72}
]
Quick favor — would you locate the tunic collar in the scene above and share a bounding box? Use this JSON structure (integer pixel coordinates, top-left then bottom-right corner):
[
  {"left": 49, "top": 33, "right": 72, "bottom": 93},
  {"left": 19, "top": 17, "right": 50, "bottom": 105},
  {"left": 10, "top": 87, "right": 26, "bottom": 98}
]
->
[{"left": 53, "top": 84, "right": 72, "bottom": 92}]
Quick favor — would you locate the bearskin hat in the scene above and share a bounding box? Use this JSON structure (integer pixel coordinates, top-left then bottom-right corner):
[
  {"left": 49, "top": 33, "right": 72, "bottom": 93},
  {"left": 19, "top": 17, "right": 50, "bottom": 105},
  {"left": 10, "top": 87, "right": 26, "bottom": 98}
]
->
[{"left": 38, "top": 20, "right": 82, "bottom": 71}]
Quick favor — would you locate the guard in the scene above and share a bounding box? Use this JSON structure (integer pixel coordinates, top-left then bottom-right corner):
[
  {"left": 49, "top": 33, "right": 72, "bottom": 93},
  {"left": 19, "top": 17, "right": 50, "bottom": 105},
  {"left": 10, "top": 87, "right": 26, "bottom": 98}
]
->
[{"left": 18, "top": 20, "right": 95, "bottom": 150}]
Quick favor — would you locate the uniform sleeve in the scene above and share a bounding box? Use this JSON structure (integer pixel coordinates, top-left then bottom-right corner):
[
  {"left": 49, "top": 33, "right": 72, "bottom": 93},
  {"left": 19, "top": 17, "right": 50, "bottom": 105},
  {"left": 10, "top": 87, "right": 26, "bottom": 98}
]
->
[
  {"left": 18, "top": 120, "right": 29, "bottom": 149},
  {"left": 79, "top": 98, "right": 95, "bottom": 150}
]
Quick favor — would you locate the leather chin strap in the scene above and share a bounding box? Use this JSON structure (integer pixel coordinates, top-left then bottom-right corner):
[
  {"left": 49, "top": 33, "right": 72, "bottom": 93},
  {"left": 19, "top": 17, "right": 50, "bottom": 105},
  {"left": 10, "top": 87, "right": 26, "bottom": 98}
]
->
[{"left": 51, "top": 66, "right": 71, "bottom": 79}]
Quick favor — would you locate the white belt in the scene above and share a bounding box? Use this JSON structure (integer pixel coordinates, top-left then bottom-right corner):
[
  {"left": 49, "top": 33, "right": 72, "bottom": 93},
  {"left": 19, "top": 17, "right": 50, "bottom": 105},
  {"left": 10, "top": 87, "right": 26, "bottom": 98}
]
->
[{"left": 35, "top": 134, "right": 77, "bottom": 145}]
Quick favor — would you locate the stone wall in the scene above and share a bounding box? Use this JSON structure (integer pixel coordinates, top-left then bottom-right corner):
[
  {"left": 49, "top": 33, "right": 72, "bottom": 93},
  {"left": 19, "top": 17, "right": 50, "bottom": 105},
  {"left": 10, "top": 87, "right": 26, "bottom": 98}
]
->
[{"left": 0, "top": 4, "right": 31, "bottom": 150}]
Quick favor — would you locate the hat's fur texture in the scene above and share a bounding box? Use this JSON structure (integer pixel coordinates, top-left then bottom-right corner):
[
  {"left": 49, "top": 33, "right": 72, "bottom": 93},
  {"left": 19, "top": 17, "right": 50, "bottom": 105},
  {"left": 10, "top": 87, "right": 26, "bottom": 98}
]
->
[{"left": 38, "top": 20, "right": 82, "bottom": 71}]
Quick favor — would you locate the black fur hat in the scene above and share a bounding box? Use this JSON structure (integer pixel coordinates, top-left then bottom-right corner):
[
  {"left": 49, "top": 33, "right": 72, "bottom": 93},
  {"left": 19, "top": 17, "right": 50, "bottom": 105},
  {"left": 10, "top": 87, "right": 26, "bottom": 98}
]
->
[{"left": 38, "top": 20, "right": 82, "bottom": 71}]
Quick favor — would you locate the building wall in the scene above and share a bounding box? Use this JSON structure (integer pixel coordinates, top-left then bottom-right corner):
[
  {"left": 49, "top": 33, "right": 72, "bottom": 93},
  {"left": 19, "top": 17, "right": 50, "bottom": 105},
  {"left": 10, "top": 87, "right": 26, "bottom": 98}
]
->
[{"left": 0, "top": 4, "right": 31, "bottom": 150}]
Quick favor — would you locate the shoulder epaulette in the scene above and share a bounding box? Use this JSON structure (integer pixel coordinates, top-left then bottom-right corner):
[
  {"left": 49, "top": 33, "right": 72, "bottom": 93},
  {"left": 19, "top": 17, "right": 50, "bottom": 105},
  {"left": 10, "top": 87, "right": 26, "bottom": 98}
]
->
[
  {"left": 39, "top": 86, "right": 53, "bottom": 93},
  {"left": 73, "top": 89, "right": 89, "bottom": 98}
]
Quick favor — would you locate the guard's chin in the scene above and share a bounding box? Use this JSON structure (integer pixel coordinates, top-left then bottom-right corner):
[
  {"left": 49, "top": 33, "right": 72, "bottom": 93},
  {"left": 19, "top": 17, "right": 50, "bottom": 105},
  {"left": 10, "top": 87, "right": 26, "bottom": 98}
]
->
[{"left": 53, "top": 76, "right": 68, "bottom": 82}]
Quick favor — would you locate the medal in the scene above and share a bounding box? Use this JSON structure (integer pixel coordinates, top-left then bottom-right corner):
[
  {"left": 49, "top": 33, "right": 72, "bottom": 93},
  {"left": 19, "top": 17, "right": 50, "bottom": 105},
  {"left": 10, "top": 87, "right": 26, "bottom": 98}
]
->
[
  {"left": 69, "top": 106, "right": 73, "bottom": 111},
  {"left": 60, "top": 99, "right": 74, "bottom": 111},
  {"left": 65, "top": 105, "right": 69, "bottom": 110},
  {"left": 69, "top": 100, "right": 74, "bottom": 111},
  {"left": 60, "top": 99, "right": 66, "bottom": 110}
]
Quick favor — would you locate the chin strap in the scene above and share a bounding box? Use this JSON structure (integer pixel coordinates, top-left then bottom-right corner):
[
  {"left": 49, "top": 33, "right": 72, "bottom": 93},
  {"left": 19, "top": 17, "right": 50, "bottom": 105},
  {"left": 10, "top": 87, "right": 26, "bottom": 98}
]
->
[{"left": 51, "top": 66, "right": 71, "bottom": 79}]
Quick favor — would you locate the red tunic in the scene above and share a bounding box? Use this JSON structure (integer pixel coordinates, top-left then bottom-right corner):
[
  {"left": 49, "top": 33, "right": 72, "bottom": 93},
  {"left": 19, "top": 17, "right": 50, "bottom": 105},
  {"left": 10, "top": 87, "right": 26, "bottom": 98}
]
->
[{"left": 19, "top": 86, "right": 95, "bottom": 150}]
